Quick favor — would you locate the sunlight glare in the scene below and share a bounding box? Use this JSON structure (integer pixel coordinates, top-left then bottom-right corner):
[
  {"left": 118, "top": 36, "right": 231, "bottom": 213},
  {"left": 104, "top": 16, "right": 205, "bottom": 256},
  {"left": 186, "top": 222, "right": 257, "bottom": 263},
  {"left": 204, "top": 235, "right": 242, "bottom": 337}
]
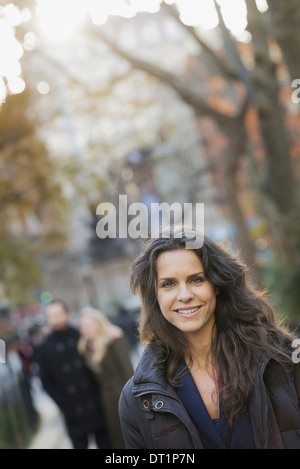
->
[
  {"left": 7, "top": 77, "right": 26, "bottom": 94},
  {"left": 165, "top": 0, "right": 248, "bottom": 38},
  {"left": 128, "top": 0, "right": 161, "bottom": 13},
  {"left": 218, "top": 0, "right": 247, "bottom": 37},
  {"left": 0, "top": 77, "right": 6, "bottom": 105},
  {"left": 176, "top": 0, "right": 219, "bottom": 29},
  {"left": 35, "top": 0, "right": 248, "bottom": 41},
  {"left": 87, "top": 0, "right": 130, "bottom": 24},
  {"left": 36, "top": 0, "right": 87, "bottom": 41},
  {"left": 0, "top": 17, "right": 24, "bottom": 96},
  {"left": 255, "top": 0, "right": 268, "bottom": 13}
]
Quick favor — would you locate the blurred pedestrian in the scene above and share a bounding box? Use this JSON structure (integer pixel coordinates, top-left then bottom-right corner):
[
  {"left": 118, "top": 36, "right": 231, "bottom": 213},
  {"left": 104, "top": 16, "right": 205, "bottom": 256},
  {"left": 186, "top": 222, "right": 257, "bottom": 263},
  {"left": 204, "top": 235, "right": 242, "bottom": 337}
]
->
[
  {"left": 36, "top": 300, "right": 109, "bottom": 449},
  {"left": 115, "top": 306, "right": 139, "bottom": 351},
  {"left": 115, "top": 305, "right": 141, "bottom": 365},
  {"left": 17, "top": 336, "right": 34, "bottom": 379},
  {"left": 17, "top": 334, "right": 39, "bottom": 427},
  {"left": 78, "top": 307, "right": 134, "bottom": 449},
  {"left": 119, "top": 225, "right": 300, "bottom": 449}
]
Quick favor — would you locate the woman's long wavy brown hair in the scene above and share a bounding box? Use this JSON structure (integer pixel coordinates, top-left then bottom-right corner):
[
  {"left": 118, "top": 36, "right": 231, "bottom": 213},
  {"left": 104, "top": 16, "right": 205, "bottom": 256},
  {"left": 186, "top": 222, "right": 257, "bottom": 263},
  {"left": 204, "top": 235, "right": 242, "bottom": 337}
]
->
[{"left": 130, "top": 225, "right": 296, "bottom": 427}]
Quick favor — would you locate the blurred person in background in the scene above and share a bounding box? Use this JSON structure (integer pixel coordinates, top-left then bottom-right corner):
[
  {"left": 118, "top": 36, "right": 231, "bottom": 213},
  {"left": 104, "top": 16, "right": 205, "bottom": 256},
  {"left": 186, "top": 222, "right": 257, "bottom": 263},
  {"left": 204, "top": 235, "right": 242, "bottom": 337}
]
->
[
  {"left": 17, "top": 333, "right": 39, "bottom": 427},
  {"left": 119, "top": 226, "right": 300, "bottom": 449},
  {"left": 115, "top": 305, "right": 141, "bottom": 366},
  {"left": 78, "top": 307, "right": 134, "bottom": 449},
  {"left": 36, "top": 300, "right": 109, "bottom": 449}
]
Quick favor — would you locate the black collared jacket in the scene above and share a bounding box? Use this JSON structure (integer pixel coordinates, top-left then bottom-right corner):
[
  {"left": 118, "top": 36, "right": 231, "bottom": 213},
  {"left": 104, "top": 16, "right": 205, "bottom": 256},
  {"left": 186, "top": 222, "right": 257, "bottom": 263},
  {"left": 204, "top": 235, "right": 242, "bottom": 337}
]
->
[{"left": 119, "top": 345, "right": 300, "bottom": 449}]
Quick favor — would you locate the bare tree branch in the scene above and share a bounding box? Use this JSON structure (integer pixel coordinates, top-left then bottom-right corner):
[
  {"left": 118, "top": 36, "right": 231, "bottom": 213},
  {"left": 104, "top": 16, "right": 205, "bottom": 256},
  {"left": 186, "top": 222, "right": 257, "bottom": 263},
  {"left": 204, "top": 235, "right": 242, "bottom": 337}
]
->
[
  {"left": 161, "top": 1, "right": 240, "bottom": 80},
  {"left": 88, "top": 24, "right": 246, "bottom": 126},
  {"left": 212, "top": 0, "right": 256, "bottom": 100},
  {"left": 33, "top": 46, "right": 134, "bottom": 99}
]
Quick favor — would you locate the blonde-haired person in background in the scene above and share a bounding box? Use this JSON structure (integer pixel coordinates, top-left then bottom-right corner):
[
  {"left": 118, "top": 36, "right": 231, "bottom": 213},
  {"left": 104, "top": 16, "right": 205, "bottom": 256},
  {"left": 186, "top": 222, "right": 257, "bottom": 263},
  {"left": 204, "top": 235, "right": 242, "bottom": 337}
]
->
[{"left": 78, "top": 307, "right": 134, "bottom": 449}]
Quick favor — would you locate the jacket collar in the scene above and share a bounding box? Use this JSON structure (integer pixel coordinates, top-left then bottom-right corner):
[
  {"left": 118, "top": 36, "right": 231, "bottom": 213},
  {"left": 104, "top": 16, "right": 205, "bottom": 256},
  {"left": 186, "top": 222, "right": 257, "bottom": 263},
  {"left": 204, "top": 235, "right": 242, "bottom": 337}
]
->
[
  {"left": 133, "top": 346, "right": 165, "bottom": 383},
  {"left": 132, "top": 345, "right": 175, "bottom": 395}
]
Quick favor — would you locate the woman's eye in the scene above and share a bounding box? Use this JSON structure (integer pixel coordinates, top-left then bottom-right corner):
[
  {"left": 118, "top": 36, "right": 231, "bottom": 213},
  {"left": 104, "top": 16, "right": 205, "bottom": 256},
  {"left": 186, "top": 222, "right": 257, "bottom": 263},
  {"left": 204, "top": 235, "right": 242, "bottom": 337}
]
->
[
  {"left": 161, "top": 281, "right": 174, "bottom": 288},
  {"left": 190, "top": 276, "right": 204, "bottom": 284}
]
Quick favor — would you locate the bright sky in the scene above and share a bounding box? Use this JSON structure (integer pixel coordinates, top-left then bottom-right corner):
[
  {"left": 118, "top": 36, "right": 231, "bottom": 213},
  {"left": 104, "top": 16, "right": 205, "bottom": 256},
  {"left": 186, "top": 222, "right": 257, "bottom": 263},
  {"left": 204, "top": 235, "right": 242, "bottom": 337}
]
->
[
  {"left": 35, "top": 0, "right": 252, "bottom": 40},
  {"left": 0, "top": 0, "right": 268, "bottom": 102},
  {"left": 0, "top": 4, "right": 26, "bottom": 102}
]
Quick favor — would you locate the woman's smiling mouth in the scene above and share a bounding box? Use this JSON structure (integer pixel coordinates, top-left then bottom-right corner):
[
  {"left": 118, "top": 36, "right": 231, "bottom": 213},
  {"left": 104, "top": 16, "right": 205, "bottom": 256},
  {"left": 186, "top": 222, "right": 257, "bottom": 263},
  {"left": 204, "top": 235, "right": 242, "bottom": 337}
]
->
[{"left": 175, "top": 306, "right": 202, "bottom": 316}]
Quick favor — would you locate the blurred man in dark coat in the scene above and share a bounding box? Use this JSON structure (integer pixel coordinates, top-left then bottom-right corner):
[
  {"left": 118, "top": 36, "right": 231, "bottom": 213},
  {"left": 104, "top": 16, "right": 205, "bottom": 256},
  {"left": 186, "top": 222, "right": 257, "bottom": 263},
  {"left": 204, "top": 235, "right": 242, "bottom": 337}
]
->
[{"left": 36, "top": 300, "right": 109, "bottom": 449}]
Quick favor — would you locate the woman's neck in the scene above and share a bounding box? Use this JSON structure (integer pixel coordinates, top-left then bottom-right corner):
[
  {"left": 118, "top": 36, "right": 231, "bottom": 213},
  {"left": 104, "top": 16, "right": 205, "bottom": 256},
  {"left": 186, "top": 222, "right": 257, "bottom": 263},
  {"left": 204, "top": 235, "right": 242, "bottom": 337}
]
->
[
  {"left": 186, "top": 342, "right": 212, "bottom": 371},
  {"left": 185, "top": 326, "right": 216, "bottom": 372}
]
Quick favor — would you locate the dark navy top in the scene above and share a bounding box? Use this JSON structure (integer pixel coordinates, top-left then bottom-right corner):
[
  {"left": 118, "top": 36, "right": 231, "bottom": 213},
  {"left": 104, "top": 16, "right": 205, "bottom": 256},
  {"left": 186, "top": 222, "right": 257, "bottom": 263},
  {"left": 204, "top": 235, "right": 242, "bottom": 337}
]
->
[{"left": 175, "top": 364, "right": 256, "bottom": 449}]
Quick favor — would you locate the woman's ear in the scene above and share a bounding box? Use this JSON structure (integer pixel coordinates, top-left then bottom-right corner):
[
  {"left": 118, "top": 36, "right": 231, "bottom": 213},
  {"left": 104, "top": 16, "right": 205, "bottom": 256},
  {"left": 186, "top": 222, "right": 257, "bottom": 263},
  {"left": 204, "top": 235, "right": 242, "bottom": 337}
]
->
[{"left": 215, "top": 287, "right": 220, "bottom": 296}]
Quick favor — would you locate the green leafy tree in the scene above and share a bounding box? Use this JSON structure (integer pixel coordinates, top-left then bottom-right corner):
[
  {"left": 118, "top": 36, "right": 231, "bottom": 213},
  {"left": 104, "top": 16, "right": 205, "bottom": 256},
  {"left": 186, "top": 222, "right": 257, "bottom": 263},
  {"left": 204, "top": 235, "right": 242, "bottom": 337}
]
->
[{"left": 0, "top": 89, "right": 68, "bottom": 303}]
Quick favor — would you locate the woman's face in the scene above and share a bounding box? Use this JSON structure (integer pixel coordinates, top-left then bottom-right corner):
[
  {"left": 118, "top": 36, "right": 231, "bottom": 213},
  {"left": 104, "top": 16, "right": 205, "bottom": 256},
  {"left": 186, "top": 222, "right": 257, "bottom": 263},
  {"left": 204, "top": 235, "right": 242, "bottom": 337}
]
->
[
  {"left": 156, "top": 249, "right": 217, "bottom": 343},
  {"left": 79, "top": 315, "right": 99, "bottom": 341}
]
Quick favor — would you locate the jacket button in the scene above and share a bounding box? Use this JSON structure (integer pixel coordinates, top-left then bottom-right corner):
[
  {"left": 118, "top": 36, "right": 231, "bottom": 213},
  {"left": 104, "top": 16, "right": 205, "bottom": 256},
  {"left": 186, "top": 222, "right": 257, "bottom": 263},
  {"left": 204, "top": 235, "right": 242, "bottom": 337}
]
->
[
  {"left": 155, "top": 400, "right": 164, "bottom": 409},
  {"left": 143, "top": 400, "right": 150, "bottom": 409}
]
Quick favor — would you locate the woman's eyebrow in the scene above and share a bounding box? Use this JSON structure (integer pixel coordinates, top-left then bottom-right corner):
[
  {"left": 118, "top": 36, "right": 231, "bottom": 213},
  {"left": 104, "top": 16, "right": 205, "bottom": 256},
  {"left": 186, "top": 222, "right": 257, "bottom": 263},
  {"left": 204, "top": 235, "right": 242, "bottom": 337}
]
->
[
  {"left": 158, "top": 276, "right": 176, "bottom": 282},
  {"left": 187, "top": 271, "right": 204, "bottom": 280},
  {"left": 158, "top": 271, "right": 204, "bottom": 282}
]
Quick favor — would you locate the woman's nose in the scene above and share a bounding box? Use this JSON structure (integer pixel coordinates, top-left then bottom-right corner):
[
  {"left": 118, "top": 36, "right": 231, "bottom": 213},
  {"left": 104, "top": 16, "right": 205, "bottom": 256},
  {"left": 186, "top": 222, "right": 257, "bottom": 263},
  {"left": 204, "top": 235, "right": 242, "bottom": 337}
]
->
[{"left": 177, "top": 284, "right": 194, "bottom": 302}]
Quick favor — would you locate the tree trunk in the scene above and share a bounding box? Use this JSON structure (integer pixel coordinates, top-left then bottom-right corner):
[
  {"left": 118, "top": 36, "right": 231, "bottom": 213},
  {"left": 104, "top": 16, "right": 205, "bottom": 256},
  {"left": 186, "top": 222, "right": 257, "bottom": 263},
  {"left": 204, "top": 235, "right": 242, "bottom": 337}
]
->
[
  {"left": 245, "top": 0, "right": 298, "bottom": 261},
  {"left": 220, "top": 116, "right": 263, "bottom": 286},
  {"left": 224, "top": 172, "right": 262, "bottom": 285},
  {"left": 267, "top": 0, "right": 300, "bottom": 81}
]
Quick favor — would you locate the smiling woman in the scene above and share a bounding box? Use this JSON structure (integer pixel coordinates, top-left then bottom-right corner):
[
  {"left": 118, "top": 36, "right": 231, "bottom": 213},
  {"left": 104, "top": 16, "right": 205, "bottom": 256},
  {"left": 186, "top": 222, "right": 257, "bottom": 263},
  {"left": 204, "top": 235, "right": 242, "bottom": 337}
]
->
[{"left": 118, "top": 226, "right": 300, "bottom": 449}]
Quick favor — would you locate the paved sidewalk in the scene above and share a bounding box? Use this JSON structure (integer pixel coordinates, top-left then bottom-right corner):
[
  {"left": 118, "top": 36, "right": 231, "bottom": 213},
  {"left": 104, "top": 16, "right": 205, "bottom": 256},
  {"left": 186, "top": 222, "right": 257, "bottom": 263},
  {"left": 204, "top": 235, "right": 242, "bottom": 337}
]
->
[
  {"left": 27, "top": 380, "right": 99, "bottom": 449},
  {"left": 27, "top": 346, "right": 143, "bottom": 450},
  {"left": 27, "top": 388, "right": 73, "bottom": 449}
]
